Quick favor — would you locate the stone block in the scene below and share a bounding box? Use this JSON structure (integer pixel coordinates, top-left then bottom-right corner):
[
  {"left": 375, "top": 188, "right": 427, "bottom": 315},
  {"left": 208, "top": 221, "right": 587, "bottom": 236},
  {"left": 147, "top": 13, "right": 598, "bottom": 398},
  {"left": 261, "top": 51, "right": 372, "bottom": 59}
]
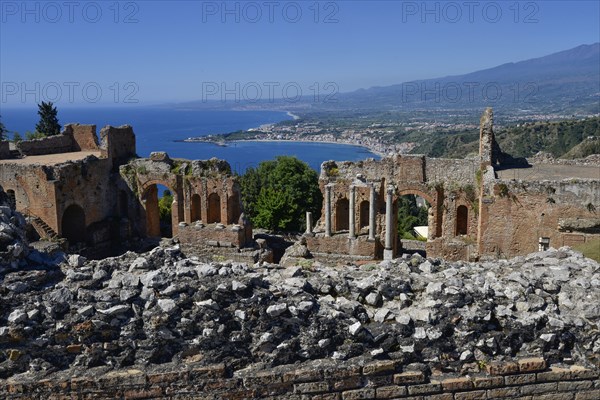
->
[
  {"left": 375, "top": 385, "right": 407, "bottom": 399},
  {"left": 362, "top": 360, "right": 396, "bottom": 376},
  {"left": 342, "top": 388, "right": 376, "bottom": 400},
  {"left": 407, "top": 382, "right": 442, "bottom": 395},
  {"left": 441, "top": 377, "right": 473, "bottom": 391},
  {"left": 454, "top": 390, "right": 487, "bottom": 400},
  {"left": 519, "top": 358, "right": 547, "bottom": 373},
  {"left": 393, "top": 371, "right": 426, "bottom": 385},
  {"left": 294, "top": 381, "right": 330, "bottom": 394},
  {"left": 486, "top": 361, "right": 519, "bottom": 376},
  {"left": 520, "top": 382, "right": 558, "bottom": 395}
]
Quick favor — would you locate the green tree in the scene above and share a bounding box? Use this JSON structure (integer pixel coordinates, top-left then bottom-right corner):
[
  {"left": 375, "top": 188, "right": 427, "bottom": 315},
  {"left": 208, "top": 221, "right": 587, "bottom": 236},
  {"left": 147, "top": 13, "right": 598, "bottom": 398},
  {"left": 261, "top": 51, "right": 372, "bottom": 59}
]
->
[
  {"left": 253, "top": 187, "right": 296, "bottom": 231},
  {"left": 35, "top": 101, "right": 61, "bottom": 136},
  {"left": 25, "top": 131, "right": 45, "bottom": 140},
  {"left": 397, "top": 195, "right": 428, "bottom": 240},
  {"left": 0, "top": 116, "right": 7, "bottom": 141},
  {"left": 12, "top": 132, "right": 22, "bottom": 142},
  {"left": 240, "top": 156, "right": 322, "bottom": 232},
  {"left": 158, "top": 190, "right": 173, "bottom": 224}
]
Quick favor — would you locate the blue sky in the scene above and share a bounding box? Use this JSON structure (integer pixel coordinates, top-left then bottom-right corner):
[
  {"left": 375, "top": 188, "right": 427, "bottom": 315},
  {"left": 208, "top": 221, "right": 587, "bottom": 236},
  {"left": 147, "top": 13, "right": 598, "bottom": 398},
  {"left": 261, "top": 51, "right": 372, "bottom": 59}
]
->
[{"left": 1, "top": 0, "right": 599, "bottom": 106}]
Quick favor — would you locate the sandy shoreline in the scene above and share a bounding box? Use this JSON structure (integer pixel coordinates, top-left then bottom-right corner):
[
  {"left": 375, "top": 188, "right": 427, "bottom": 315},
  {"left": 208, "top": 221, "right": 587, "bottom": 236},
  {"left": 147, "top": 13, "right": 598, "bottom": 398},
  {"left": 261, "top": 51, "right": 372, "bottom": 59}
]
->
[{"left": 228, "top": 138, "right": 385, "bottom": 157}]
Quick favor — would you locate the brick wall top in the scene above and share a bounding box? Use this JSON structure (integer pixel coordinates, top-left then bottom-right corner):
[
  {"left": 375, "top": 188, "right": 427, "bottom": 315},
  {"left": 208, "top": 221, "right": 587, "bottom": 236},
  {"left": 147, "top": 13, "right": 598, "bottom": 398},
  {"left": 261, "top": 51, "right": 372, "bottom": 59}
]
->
[{"left": 2, "top": 357, "right": 598, "bottom": 399}]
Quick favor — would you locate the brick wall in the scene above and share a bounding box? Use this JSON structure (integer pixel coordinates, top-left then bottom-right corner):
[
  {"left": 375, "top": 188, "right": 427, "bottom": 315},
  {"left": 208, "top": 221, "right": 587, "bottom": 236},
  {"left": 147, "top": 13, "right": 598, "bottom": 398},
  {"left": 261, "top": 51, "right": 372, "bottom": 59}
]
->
[
  {"left": 15, "top": 133, "right": 73, "bottom": 156},
  {"left": 2, "top": 358, "right": 598, "bottom": 399}
]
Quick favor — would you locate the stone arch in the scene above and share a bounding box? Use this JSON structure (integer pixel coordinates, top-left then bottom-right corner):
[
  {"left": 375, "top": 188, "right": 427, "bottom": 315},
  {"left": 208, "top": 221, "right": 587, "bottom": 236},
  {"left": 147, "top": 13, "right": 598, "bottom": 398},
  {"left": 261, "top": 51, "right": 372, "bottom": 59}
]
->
[
  {"left": 140, "top": 180, "right": 177, "bottom": 238},
  {"left": 207, "top": 192, "right": 221, "bottom": 224},
  {"left": 335, "top": 197, "right": 349, "bottom": 232},
  {"left": 456, "top": 205, "right": 469, "bottom": 236},
  {"left": 62, "top": 204, "right": 86, "bottom": 245},
  {"left": 191, "top": 193, "right": 202, "bottom": 222},
  {"left": 397, "top": 186, "right": 441, "bottom": 239},
  {"left": 359, "top": 200, "right": 369, "bottom": 228}
]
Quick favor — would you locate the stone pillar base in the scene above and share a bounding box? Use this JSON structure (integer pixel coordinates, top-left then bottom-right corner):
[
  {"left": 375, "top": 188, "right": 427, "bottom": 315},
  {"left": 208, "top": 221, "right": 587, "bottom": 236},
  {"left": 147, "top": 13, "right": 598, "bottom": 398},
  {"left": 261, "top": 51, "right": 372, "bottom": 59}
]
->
[{"left": 383, "top": 249, "right": 394, "bottom": 261}]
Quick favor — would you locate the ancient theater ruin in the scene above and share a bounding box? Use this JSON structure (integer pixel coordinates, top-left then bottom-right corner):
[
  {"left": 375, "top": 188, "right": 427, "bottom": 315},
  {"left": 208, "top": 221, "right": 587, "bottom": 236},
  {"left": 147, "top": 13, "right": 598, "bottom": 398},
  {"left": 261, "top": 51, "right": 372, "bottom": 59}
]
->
[
  {"left": 306, "top": 108, "right": 600, "bottom": 261},
  {"left": 0, "top": 124, "right": 251, "bottom": 259},
  {"left": 0, "top": 108, "right": 598, "bottom": 262}
]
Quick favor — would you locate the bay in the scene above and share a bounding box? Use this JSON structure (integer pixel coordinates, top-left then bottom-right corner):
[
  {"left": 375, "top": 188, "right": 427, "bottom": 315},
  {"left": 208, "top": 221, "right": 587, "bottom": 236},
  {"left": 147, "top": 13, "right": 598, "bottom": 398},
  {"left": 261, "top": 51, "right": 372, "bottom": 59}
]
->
[{"left": 0, "top": 106, "right": 379, "bottom": 172}]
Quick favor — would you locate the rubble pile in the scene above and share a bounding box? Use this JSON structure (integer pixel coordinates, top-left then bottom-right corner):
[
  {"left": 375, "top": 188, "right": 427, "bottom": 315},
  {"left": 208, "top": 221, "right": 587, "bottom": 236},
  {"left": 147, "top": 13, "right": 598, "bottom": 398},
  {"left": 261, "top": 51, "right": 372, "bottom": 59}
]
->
[{"left": 1, "top": 199, "right": 599, "bottom": 382}]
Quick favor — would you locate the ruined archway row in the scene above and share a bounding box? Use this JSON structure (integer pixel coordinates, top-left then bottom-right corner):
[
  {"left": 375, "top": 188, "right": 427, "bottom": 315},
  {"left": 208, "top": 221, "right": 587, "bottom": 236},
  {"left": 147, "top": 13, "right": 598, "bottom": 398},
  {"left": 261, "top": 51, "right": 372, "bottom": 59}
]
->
[
  {"left": 309, "top": 156, "right": 479, "bottom": 260},
  {"left": 120, "top": 153, "right": 252, "bottom": 249}
]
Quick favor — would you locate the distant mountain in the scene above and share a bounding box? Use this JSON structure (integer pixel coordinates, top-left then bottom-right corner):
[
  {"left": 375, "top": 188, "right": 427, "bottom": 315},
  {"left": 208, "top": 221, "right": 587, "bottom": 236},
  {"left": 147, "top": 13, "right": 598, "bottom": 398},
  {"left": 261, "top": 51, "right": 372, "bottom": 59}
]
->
[
  {"left": 412, "top": 116, "right": 600, "bottom": 159},
  {"left": 172, "top": 43, "right": 600, "bottom": 115},
  {"left": 336, "top": 43, "right": 600, "bottom": 114}
]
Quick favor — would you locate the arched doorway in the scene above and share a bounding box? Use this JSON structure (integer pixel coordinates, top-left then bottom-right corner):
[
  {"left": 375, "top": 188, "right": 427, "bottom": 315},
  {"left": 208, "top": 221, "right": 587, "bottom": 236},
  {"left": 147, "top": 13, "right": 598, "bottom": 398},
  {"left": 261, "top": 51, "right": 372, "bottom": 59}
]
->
[
  {"left": 335, "top": 198, "right": 349, "bottom": 232},
  {"left": 191, "top": 193, "right": 202, "bottom": 222},
  {"left": 359, "top": 200, "right": 369, "bottom": 229},
  {"left": 62, "top": 204, "right": 86, "bottom": 245},
  {"left": 207, "top": 193, "right": 221, "bottom": 224},
  {"left": 142, "top": 184, "right": 174, "bottom": 238},
  {"left": 456, "top": 205, "right": 469, "bottom": 236}
]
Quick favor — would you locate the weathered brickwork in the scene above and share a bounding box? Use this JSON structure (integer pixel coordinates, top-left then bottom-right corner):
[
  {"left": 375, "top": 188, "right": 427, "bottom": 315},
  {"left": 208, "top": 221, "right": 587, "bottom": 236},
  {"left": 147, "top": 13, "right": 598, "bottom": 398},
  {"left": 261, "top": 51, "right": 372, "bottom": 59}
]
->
[
  {"left": 0, "top": 124, "right": 136, "bottom": 254},
  {"left": 2, "top": 358, "right": 598, "bottom": 400},
  {"left": 309, "top": 108, "right": 599, "bottom": 261},
  {"left": 120, "top": 153, "right": 251, "bottom": 249}
]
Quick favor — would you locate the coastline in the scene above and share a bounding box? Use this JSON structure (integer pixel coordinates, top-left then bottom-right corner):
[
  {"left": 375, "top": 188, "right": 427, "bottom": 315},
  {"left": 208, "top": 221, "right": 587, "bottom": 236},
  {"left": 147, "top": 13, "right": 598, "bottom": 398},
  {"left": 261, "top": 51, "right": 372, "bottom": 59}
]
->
[{"left": 228, "top": 138, "right": 385, "bottom": 157}]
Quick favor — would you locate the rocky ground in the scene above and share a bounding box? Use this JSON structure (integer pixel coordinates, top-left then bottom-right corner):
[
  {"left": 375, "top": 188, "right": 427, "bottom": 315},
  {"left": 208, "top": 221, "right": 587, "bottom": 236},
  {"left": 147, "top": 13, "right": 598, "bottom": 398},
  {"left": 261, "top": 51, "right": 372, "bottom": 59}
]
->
[{"left": 1, "top": 195, "right": 599, "bottom": 384}]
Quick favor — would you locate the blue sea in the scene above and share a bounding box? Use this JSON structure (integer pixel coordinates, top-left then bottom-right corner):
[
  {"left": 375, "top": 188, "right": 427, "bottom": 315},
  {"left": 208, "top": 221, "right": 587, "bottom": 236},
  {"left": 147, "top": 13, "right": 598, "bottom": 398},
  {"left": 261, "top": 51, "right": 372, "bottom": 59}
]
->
[{"left": 0, "top": 106, "right": 379, "bottom": 172}]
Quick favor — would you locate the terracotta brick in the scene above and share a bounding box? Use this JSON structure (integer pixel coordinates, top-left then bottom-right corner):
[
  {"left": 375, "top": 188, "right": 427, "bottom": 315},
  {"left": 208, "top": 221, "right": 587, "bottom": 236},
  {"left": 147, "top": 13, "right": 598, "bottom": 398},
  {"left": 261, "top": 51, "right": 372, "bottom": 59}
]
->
[
  {"left": 474, "top": 376, "right": 504, "bottom": 389},
  {"left": 454, "top": 390, "right": 487, "bottom": 400},
  {"left": 520, "top": 382, "right": 558, "bottom": 395},
  {"left": 505, "top": 373, "right": 537, "bottom": 386},
  {"left": 429, "top": 394, "right": 454, "bottom": 400},
  {"left": 332, "top": 376, "right": 365, "bottom": 391},
  {"left": 569, "top": 366, "right": 599, "bottom": 380},
  {"left": 283, "top": 368, "right": 324, "bottom": 383},
  {"left": 518, "top": 358, "right": 547, "bottom": 373},
  {"left": 531, "top": 394, "right": 574, "bottom": 400},
  {"left": 393, "top": 371, "right": 426, "bottom": 385},
  {"left": 486, "top": 361, "right": 519, "bottom": 376},
  {"left": 537, "top": 368, "right": 572, "bottom": 382},
  {"left": 488, "top": 386, "right": 520, "bottom": 398},
  {"left": 575, "top": 391, "right": 600, "bottom": 400},
  {"left": 124, "top": 387, "right": 163, "bottom": 399},
  {"left": 242, "top": 372, "right": 282, "bottom": 387},
  {"left": 189, "top": 363, "right": 227, "bottom": 380},
  {"left": 407, "top": 382, "right": 442, "bottom": 395},
  {"left": 441, "top": 377, "right": 473, "bottom": 391},
  {"left": 342, "top": 388, "right": 376, "bottom": 400},
  {"left": 558, "top": 380, "right": 594, "bottom": 392},
  {"left": 375, "top": 385, "right": 407, "bottom": 399},
  {"left": 295, "top": 381, "right": 330, "bottom": 394},
  {"left": 362, "top": 360, "right": 397, "bottom": 376}
]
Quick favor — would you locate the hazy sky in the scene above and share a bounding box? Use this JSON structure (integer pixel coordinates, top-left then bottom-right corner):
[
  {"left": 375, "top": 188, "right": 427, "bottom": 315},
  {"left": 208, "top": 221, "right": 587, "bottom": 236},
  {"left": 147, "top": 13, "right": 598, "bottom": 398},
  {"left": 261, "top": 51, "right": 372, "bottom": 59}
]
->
[{"left": 1, "top": 0, "right": 599, "bottom": 106}]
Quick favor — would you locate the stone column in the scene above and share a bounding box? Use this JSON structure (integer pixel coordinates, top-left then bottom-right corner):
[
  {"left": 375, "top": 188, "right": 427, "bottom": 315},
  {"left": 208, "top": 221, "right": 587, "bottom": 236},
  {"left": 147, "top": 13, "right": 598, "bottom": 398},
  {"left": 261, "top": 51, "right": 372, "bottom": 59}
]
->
[
  {"left": 369, "top": 184, "right": 376, "bottom": 240},
  {"left": 384, "top": 185, "right": 394, "bottom": 260},
  {"left": 385, "top": 186, "right": 393, "bottom": 249},
  {"left": 348, "top": 185, "right": 355, "bottom": 239},
  {"left": 305, "top": 211, "right": 313, "bottom": 234},
  {"left": 325, "top": 185, "right": 332, "bottom": 237}
]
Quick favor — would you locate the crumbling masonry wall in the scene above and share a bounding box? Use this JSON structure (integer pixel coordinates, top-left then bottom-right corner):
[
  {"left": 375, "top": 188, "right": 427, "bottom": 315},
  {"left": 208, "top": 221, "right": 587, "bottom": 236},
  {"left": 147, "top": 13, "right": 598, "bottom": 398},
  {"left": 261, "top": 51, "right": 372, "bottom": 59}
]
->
[
  {"left": 2, "top": 358, "right": 599, "bottom": 399},
  {"left": 0, "top": 124, "right": 136, "bottom": 253},
  {"left": 310, "top": 108, "right": 599, "bottom": 261},
  {"left": 120, "top": 153, "right": 251, "bottom": 249}
]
